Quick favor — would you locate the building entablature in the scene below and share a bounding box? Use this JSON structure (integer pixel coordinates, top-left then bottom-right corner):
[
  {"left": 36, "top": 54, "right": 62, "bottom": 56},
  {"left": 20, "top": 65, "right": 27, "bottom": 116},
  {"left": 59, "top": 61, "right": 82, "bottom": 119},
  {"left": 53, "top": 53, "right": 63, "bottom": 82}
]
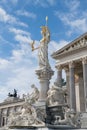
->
[
  {"left": 0, "top": 99, "right": 24, "bottom": 109},
  {"left": 52, "top": 33, "right": 87, "bottom": 113},
  {"left": 51, "top": 33, "right": 87, "bottom": 69},
  {"left": 52, "top": 32, "right": 87, "bottom": 60},
  {"left": 55, "top": 56, "right": 87, "bottom": 70}
]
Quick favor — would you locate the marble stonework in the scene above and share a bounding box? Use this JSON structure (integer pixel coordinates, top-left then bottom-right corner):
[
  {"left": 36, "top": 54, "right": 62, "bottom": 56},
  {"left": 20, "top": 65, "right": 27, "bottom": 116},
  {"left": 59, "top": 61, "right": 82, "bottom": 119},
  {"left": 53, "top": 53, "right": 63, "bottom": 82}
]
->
[
  {"left": 0, "top": 98, "right": 25, "bottom": 128},
  {"left": 1, "top": 31, "right": 87, "bottom": 129},
  {"left": 52, "top": 32, "right": 87, "bottom": 112}
]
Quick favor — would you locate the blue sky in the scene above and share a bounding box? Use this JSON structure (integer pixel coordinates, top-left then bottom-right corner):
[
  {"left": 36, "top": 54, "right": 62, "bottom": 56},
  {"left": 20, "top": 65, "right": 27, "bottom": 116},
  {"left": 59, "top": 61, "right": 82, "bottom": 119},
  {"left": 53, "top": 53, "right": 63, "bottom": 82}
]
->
[{"left": 0, "top": 0, "right": 87, "bottom": 102}]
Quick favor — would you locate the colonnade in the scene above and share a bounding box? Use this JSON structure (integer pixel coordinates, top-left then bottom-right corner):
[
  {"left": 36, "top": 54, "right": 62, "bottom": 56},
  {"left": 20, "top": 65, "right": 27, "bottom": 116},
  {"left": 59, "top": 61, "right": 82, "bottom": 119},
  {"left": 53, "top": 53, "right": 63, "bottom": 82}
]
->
[{"left": 56, "top": 57, "right": 87, "bottom": 112}]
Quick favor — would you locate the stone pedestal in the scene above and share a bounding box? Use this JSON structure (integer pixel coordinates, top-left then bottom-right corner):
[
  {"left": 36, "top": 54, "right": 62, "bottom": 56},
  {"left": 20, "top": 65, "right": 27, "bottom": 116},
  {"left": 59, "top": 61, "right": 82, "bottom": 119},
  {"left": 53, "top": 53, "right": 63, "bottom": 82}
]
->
[
  {"left": 80, "top": 112, "right": 87, "bottom": 128},
  {"left": 36, "top": 68, "right": 54, "bottom": 103},
  {"left": 47, "top": 105, "right": 64, "bottom": 125},
  {"left": 35, "top": 68, "right": 54, "bottom": 121}
]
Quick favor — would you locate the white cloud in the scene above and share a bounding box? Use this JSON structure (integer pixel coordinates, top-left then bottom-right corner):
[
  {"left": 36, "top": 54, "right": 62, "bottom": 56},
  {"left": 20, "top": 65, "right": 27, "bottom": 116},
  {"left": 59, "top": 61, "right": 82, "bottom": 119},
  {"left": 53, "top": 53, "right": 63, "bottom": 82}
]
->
[
  {"left": 0, "top": 66, "right": 37, "bottom": 102},
  {"left": 47, "top": 0, "right": 56, "bottom": 6},
  {"left": 15, "top": 35, "right": 31, "bottom": 43},
  {"left": 56, "top": 12, "right": 87, "bottom": 34},
  {"left": 0, "top": 43, "right": 37, "bottom": 102},
  {"left": 10, "top": 0, "right": 18, "bottom": 5},
  {"left": 9, "top": 27, "right": 31, "bottom": 43},
  {"left": 55, "top": 0, "right": 87, "bottom": 36},
  {"left": 26, "top": 0, "right": 56, "bottom": 7},
  {"left": 0, "top": 7, "right": 16, "bottom": 23},
  {"left": 9, "top": 27, "right": 30, "bottom": 36},
  {"left": 0, "top": 7, "right": 28, "bottom": 27},
  {"left": 65, "top": 0, "right": 80, "bottom": 11},
  {"left": 1, "top": 0, "right": 18, "bottom": 5},
  {"left": 9, "top": 28, "right": 32, "bottom": 48},
  {"left": 35, "top": 0, "right": 56, "bottom": 7},
  {"left": 0, "top": 58, "right": 10, "bottom": 69},
  {"left": 69, "top": 19, "right": 87, "bottom": 32},
  {"left": 16, "top": 10, "right": 37, "bottom": 19},
  {"left": 0, "top": 87, "right": 9, "bottom": 101},
  {"left": 0, "top": 34, "right": 68, "bottom": 102},
  {"left": 49, "top": 40, "right": 69, "bottom": 54}
]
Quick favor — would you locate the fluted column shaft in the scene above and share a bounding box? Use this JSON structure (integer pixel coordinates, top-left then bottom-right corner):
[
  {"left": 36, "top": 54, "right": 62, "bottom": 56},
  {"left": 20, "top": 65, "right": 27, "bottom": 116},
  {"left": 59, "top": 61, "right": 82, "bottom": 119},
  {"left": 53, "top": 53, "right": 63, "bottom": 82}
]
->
[
  {"left": 69, "top": 62, "right": 76, "bottom": 111},
  {"left": 65, "top": 67, "right": 70, "bottom": 105},
  {"left": 0, "top": 109, "right": 2, "bottom": 127},
  {"left": 82, "top": 58, "right": 87, "bottom": 111},
  {"left": 56, "top": 65, "right": 62, "bottom": 87}
]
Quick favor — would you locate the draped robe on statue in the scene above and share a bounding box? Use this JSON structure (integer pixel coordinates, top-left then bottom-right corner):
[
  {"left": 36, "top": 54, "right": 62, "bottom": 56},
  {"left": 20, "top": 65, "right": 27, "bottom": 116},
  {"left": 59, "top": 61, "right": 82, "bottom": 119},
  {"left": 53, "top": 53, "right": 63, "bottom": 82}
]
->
[{"left": 38, "top": 26, "right": 50, "bottom": 69}]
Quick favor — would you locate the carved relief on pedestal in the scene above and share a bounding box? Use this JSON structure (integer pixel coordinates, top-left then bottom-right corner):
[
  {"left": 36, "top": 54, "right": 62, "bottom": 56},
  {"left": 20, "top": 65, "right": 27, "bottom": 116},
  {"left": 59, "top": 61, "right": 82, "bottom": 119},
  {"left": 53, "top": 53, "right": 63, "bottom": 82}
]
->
[
  {"left": 47, "top": 83, "right": 64, "bottom": 106},
  {"left": 55, "top": 107, "right": 81, "bottom": 128},
  {"left": 7, "top": 103, "right": 45, "bottom": 127},
  {"left": 7, "top": 85, "right": 45, "bottom": 127}
]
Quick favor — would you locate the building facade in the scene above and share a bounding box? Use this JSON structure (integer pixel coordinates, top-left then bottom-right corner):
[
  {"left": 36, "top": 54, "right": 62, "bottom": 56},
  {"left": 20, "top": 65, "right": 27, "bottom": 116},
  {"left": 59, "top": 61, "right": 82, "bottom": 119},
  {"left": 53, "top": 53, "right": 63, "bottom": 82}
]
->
[
  {"left": 0, "top": 97, "right": 24, "bottom": 127},
  {"left": 52, "top": 32, "right": 87, "bottom": 112}
]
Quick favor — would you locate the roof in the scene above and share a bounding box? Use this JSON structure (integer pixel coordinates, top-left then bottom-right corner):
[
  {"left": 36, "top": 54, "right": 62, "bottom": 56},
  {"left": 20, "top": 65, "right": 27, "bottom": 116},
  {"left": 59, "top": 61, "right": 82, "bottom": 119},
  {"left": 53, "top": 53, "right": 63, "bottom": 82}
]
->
[
  {"left": 0, "top": 98, "right": 24, "bottom": 106},
  {"left": 52, "top": 32, "right": 87, "bottom": 59}
]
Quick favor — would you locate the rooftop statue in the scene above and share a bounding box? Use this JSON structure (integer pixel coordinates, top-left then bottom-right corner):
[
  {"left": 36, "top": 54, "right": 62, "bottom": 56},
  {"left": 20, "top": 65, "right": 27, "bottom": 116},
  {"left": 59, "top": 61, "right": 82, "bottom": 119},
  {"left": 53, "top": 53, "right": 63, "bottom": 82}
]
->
[{"left": 8, "top": 89, "right": 17, "bottom": 98}]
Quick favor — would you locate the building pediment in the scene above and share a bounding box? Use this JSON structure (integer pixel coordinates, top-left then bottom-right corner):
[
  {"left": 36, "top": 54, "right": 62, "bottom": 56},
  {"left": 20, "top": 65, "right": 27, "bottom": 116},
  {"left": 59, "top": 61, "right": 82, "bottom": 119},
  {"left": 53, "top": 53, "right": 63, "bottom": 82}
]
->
[{"left": 52, "top": 32, "right": 87, "bottom": 59}]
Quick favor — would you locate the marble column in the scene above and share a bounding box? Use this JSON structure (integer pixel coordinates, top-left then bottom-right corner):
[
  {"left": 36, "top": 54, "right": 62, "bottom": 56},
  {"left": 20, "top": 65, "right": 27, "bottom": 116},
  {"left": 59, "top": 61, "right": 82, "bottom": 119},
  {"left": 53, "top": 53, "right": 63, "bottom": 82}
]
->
[
  {"left": 64, "top": 67, "right": 70, "bottom": 105},
  {"left": 5, "top": 108, "right": 9, "bottom": 126},
  {"left": 78, "top": 73, "right": 85, "bottom": 112},
  {"left": 69, "top": 62, "right": 76, "bottom": 111},
  {"left": 55, "top": 65, "right": 62, "bottom": 87},
  {"left": 0, "top": 109, "right": 2, "bottom": 127},
  {"left": 82, "top": 57, "right": 87, "bottom": 112}
]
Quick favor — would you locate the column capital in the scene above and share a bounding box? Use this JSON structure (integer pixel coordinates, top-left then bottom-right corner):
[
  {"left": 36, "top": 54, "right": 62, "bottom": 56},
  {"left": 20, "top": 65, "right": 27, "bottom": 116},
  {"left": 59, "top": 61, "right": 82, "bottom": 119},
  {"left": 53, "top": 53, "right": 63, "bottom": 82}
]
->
[
  {"left": 69, "top": 61, "right": 74, "bottom": 68},
  {"left": 82, "top": 57, "right": 87, "bottom": 64},
  {"left": 64, "top": 67, "right": 69, "bottom": 72},
  {"left": 36, "top": 69, "right": 54, "bottom": 80},
  {"left": 64, "top": 67, "right": 69, "bottom": 77},
  {"left": 56, "top": 65, "right": 62, "bottom": 70}
]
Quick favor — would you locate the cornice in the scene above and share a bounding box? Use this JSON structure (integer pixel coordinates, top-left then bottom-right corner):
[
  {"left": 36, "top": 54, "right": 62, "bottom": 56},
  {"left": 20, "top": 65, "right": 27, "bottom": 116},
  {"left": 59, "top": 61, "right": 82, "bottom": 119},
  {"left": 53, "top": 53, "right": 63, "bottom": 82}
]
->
[
  {"left": 0, "top": 99, "right": 24, "bottom": 107},
  {"left": 52, "top": 32, "right": 87, "bottom": 59},
  {"left": 52, "top": 44, "right": 87, "bottom": 59}
]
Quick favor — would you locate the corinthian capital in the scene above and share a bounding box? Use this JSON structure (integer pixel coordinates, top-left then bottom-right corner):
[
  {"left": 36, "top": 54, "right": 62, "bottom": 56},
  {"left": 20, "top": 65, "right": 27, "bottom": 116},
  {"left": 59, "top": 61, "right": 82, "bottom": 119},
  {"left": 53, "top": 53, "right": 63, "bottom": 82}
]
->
[
  {"left": 69, "top": 61, "right": 74, "bottom": 68},
  {"left": 64, "top": 67, "right": 69, "bottom": 73},
  {"left": 56, "top": 65, "right": 62, "bottom": 70},
  {"left": 82, "top": 57, "right": 87, "bottom": 64}
]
